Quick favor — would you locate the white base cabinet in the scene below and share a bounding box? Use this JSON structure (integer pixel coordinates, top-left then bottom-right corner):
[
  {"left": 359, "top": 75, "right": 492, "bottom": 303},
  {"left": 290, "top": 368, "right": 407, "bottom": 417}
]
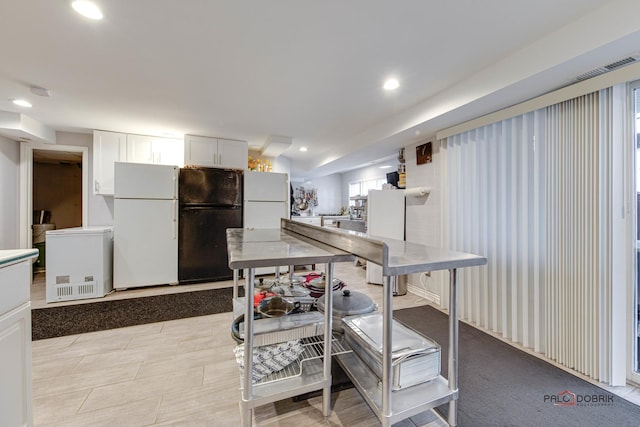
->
[
  {"left": 0, "top": 250, "right": 37, "bottom": 427},
  {"left": 291, "top": 216, "right": 321, "bottom": 226}
]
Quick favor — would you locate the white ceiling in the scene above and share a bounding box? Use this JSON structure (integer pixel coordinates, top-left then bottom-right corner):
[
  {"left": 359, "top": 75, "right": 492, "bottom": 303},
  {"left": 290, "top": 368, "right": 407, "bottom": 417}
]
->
[{"left": 2, "top": 0, "right": 640, "bottom": 178}]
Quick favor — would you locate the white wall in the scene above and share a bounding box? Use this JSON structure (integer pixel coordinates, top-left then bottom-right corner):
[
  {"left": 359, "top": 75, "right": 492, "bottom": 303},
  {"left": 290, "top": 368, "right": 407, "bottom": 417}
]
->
[
  {"left": 404, "top": 139, "right": 441, "bottom": 247},
  {"left": 340, "top": 164, "right": 389, "bottom": 207},
  {"left": 292, "top": 173, "right": 343, "bottom": 215},
  {"left": 0, "top": 135, "right": 20, "bottom": 249}
]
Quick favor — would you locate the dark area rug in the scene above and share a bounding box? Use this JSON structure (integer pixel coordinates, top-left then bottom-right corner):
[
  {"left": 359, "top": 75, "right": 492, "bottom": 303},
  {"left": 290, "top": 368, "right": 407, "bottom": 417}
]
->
[
  {"left": 31, "top": 287, "right": 240, "bottom": 340},
  {"left": 394, "top": 305, "right": 640, "bottom": 427}
]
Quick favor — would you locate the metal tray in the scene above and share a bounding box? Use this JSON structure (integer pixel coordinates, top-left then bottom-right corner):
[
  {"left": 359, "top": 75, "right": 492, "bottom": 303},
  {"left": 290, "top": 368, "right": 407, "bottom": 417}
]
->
[{"left": 342, "top": 313, "right": 440, "bottom": 390}]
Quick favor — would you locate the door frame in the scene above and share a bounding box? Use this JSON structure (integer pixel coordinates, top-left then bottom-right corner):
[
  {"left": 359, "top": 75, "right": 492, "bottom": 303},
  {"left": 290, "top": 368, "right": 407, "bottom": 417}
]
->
[
  {"left": 19, "top": 142, "right": 89, "bottom": 248},
  {"left": 628, "top": 80, "right": 640, "bottom": 385}
]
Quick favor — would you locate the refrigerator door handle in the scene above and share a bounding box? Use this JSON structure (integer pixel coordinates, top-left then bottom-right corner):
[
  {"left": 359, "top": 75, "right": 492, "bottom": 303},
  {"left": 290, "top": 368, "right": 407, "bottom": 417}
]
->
[
  {"left": 173, "top": 168, "right": 178, "bottom": 199},
  {"left": 173, "top": 200, "right": 178, "bottom": 239}
]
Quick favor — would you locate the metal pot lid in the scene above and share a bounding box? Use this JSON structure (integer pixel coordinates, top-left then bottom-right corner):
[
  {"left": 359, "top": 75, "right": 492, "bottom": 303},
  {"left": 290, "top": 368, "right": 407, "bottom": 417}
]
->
[
  {"left": 308, "top": 277, "right": 343, "bottom": 290},
  {"left": 276, "top": 275, "right": 305, "bottom": 287},
  {"left": 317, "top": 289, "right": 375, "bottom": 316},
  {"left": 271, "top": 283, "right": 311, "bottom": 297}
]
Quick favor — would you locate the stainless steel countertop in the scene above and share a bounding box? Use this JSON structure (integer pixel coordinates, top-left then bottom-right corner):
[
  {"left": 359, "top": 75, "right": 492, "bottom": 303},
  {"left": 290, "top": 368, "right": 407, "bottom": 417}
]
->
[
  {"left": 280, "top": 220, "right": 487, "bottom": 275},
  {"left": 226, "top": 228, "right": 355, "bottom": 269}
]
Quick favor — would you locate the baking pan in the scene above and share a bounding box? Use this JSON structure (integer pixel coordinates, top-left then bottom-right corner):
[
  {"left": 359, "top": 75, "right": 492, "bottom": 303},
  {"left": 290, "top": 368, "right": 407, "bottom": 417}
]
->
[{"left": 342, "top": 313, "right": 440, "bottom": 390}]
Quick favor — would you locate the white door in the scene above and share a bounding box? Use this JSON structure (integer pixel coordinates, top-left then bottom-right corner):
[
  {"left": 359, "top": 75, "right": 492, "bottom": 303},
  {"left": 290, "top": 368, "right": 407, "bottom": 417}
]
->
[
  {"left": 114, "top": 162, "right": 178, "bottom": 199},
  {"left": 114, "top": 199, "right": 178, "bottom": 288}
]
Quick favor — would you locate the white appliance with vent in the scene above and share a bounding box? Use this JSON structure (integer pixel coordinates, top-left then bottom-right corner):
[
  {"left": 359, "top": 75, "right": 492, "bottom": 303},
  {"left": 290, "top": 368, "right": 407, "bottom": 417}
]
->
[
  {"left": 244, "top": 171, "right": 290, "bottom": 275},
  {"left": 45, "top": 226, "right": 113, "bottom": 303},
  {"left": 114, "top": 162, "right": 179, "bottom": 289},
  {"left": 366, "top": 189, "right": 405, "bottom": 285}
]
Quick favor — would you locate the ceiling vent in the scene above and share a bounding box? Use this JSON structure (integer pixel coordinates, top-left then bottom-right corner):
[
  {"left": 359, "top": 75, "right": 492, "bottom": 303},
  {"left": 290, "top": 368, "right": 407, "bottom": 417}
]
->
[
  {"left": 261, "top": 135, "right": 292, "bottom": 158},
  {"left": 576, "top": 53, "right": 640, "bottom": 82}
]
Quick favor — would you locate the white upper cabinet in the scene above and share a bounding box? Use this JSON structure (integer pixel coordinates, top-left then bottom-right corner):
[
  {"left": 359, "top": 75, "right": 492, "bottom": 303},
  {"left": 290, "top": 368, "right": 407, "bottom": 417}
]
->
[
  {"left": 94, "top": 131, "right": 184, "bottom": 196},
  {"left": 93, "top": 130, "right": 126, "bottom": 195},
  {"left": 126, "top": 134, "right": 184, "bottom": 166},
  {"left": 184, "top": 134, "right": 247, "bottom": 169}
]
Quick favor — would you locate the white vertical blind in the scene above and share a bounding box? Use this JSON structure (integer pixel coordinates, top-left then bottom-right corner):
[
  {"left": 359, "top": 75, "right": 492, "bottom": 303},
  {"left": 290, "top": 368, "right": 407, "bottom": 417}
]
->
[
  {"left": 441, "top": 88, "right": 625, "bottom": 382},
  {"left": 442, "top": 112, "right": 546, "bottom": 351}
]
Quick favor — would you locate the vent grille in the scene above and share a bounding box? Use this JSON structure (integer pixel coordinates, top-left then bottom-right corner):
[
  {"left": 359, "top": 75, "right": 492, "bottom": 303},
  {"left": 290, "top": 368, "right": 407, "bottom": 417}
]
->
[
  {"left": 56, "top": 275, "right": 70, "bottom": 284},
  {"left": 56, "top": 285, "right": 73, "bottom": 297},
  {"left": 605, "top": 57, "right": 636, "bottom": 70},
  {"left": 576, "top": 54, "right": 640, "bottom": 81}
]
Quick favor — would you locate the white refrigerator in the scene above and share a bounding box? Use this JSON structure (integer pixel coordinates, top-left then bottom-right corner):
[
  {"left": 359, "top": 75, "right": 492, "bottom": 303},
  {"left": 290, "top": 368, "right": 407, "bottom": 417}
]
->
[
  {"left": 244, "top": 171, "right": 290, "bottom": 275},
  {"left": 366, "top": 189, "right": 405, "bottom": 285},
  {"left": 114, "top": 162, "right": 179, "bottom": 289}
]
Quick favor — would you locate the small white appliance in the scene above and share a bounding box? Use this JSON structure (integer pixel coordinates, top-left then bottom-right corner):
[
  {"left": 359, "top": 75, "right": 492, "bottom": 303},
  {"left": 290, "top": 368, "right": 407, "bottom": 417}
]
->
[
  {"left": 114, "top": 162, "right": 179, "bottom": 289},
  {"left": 244, "top": 171, "right": 290, "bottom": 275},
  {"left": 366, "top": 189, "right": 405, "bottom": 285},
  {"left": 45, "top": 226, "right": 113, "bottom": 302}
]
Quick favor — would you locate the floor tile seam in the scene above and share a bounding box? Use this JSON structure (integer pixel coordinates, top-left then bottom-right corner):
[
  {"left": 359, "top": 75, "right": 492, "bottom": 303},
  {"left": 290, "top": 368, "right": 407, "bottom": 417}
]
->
[{"left": 32, "top": 361, "right": 144, "bottom": 399}]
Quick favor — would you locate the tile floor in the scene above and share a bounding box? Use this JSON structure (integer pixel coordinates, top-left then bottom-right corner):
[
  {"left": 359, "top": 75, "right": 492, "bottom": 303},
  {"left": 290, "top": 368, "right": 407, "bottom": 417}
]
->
[{"left": 30, "top": 262, "right": 640, "bottom": 426}]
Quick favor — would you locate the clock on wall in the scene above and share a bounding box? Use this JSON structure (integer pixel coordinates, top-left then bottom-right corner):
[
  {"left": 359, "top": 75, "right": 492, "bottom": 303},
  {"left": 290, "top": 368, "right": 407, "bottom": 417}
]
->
[{"left": 416, "top": 142, "right": 432, "bottom": 165}]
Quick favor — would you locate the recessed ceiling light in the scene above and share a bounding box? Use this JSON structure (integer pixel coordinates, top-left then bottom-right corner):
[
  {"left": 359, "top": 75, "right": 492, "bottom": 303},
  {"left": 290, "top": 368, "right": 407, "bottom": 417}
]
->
[
  {"left": 72, "top": 1, "right": 103, "bottom": 20},
  {"left": 299, "top": 147, "right": 308, "bottom": 152},
  {"left": 11, "top": 99, "right": 32, "bottom": 108},
  {"left": 379, "top": 165, "right": 392, "bottom": 169},
  {"left": 383, "top": 78, "right": 399, "bottom": 91}
]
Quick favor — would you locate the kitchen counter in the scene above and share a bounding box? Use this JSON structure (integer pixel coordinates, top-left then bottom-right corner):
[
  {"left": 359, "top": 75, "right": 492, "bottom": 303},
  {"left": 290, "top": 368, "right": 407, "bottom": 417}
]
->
[
  {"left": 335, "top": 218, "right": 367, "bottom": 232},
  {"left": 0, "top": 248, "right": 39, "bottom": 268}
]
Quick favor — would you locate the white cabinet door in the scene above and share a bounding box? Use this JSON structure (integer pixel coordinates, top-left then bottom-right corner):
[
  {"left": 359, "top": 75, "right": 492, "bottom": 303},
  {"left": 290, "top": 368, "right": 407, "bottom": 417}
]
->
[
  {"left": 127, "top": 135, "right": 184, "bottom": 166},
  {"left": 152, "top": 137, "right": 184, "bottom": 166},
  {"left": 184, "top": 135, "right": 247, "bottom": 169},
  {"left": 0, "top": 303, "right": 32, "bottom": 427},
  {"left": 126, "top": 134, "right": 155, "bottom": 164},
  {"left": 93, "top": 130, "right": 126, "bottom": 195},
  {"left": 218, "top": 138, "right": 248, "bottom": 169},
  {"left": 184, "top": 135, "right": 217, "bottom": 167}
]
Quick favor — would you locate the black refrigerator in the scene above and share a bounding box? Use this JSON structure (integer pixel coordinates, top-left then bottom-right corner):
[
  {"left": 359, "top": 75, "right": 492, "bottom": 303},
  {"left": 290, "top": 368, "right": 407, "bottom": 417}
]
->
[{"left": 178, "top": 167, "right": 243, "bottom": 284}]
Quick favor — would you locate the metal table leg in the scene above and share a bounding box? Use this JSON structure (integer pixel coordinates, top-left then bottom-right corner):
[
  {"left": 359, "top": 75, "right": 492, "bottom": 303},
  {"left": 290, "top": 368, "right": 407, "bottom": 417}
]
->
[
  {"left": 322, "top": 262, "right": 334, "bottom": 417},
  {"left": 448, "top": 268, "right": 458, "bottom": 426},
  {"left": 381, "top": 275, "right": 394, "bottom": 427},
  {"left": 233, "top": 269, "right": 239, "bottom": 300},
  {"left": 241, "top": 268, "right": 255, "bottom": 427}
]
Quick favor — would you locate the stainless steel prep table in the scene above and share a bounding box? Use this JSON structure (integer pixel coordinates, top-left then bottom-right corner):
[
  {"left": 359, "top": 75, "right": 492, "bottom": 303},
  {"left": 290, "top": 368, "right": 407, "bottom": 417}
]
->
[
  {"left": 226, "top": 227, "right": 355, "bottom": 427},
  {"left": 227, "top": 220, "right": 486, "bottom": 427}
]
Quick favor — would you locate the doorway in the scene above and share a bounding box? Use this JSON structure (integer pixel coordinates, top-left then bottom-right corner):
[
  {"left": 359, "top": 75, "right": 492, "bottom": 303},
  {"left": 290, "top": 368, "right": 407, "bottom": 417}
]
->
[{"left": 19, "top": 142, "right": 88, "bottom": 249}]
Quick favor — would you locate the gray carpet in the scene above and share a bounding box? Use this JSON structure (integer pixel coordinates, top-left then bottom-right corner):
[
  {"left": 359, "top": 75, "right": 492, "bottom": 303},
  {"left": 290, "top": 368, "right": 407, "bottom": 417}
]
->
[
  {"left": 394, "top": 305, "right": 640, "bottom": 427},
  {"left": 31, "top": 287, "right": 241, "bottom": 340}
]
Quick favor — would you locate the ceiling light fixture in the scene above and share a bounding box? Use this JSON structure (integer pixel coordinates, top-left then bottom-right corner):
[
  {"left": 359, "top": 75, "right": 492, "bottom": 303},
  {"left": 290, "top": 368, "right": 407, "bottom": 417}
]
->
[
  {"left": 299, "top": 147, "right": 308, "bottom": 152},
  {"left": 379, "top": 165, "right": 392, "bottom": 169},
  {"left": 383, "top": 78, "right": 400, "bottom": 91},
  {"left": 72, "top": 1, "right": 103, "bottom": 20},
  {"left": 11, "top": 99, "right": 32, "bottom": 108}
]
